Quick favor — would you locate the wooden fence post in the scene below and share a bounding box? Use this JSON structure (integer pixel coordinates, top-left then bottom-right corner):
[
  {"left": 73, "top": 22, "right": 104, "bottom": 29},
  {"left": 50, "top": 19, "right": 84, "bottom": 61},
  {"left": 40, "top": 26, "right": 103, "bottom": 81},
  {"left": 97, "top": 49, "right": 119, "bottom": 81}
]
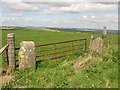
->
[
  {"left": 85, "top": 38, "right": 87, "bottom": 52},
  {"left": 6, "top": 33, "right": 16, "bottom": 75},
  {"left": 6, "top": 48, "right": 9, "bottom": 65}
]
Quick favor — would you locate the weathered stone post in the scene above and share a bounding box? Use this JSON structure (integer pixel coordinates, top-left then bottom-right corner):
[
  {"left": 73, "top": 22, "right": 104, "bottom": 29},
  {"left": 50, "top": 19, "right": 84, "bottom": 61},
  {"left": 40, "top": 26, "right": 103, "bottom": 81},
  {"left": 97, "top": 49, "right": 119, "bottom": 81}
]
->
[
  {"left": 6, "top": 33, "right": 16, "bottom": 75},
  {"left": 89, "top": 35, "right": 94, "bottom": 49},
  {"left": 18, "top": 41, "right": 36, "bottom": 71},
  {"left": 102, "top": 26, "right": 107, "bottom": 41},
  {"left": 90, "top": 35, "right": 94, "bottom": 43},
  {"left": 89, "top": 37, "right": 104, "bottom": 52}
]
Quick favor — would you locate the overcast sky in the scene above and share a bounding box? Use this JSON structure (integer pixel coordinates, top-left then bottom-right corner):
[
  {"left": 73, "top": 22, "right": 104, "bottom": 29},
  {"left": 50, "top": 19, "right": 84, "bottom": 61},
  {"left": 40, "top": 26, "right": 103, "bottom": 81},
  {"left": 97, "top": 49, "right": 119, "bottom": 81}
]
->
[{"left": 0, "top": 0, "right": 119, "bottom": 30}]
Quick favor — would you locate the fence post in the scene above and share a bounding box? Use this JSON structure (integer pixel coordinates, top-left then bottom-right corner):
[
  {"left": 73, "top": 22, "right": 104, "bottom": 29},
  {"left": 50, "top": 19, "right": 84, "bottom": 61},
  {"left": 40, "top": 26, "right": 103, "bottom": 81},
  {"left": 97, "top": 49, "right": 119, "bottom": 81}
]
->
[
  {"left": 6, "top": 48, "right": 9, "bottom": 65},
  {"left": 18, "top": 41, "right": 36, "bottom": 71},
  {"left": 102, "top": 26, "right": 107, "bottom": 41},
  {"left": 85, "top": 38, "right": 87, "bottom": 52},
  {"left": 6, "top": 33, "right": 16, "bottom": 75}
]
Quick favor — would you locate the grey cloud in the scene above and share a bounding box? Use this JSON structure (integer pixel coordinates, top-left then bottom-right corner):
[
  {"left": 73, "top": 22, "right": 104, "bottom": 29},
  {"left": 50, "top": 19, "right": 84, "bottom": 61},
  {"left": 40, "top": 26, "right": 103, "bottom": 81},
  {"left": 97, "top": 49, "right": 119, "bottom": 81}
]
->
[
  {"left": 3, "top": 0, "right": 119, "bottom": 2},
  {"left": 39, "top": 2, "right": 118, "bottom": 14},
  {"left": 1, "top": 1, "right": 118, "bottom": 29},
  {"left": 39, "top": 2, "right": 71, "bottom": 7},
  {"left": 2, "top": 1, "right": 118, "bottom": 14},
  {"left": 2, "top": 1, "right": 39, "bottom": 11}
]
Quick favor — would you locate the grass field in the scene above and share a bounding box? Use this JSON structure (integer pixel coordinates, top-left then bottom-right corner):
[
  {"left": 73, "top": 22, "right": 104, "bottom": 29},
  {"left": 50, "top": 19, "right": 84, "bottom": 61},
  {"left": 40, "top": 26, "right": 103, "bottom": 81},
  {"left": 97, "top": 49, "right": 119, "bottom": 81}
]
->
[
  {"left": 2, "top": 29, "right": 99, "bottom": 46},
  {"left": 1, "top": 29, "right": 118, "bottom": 88}
]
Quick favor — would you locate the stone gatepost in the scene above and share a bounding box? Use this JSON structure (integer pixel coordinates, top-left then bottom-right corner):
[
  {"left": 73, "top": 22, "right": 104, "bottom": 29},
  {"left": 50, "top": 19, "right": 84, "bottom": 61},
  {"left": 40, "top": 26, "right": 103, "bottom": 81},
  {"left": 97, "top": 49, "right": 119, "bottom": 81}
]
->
[
  {"left": 89, "top": 37, "right": 104, "bottom": 52},
  {"left": 6, "top": 33, "right": 16, "bottom": 75},
  {"left": 102, "top": 26, "right": 107, "bottom": 41},
  {"left": 18, "top": 41, "right": 36, "bottom": 71}
]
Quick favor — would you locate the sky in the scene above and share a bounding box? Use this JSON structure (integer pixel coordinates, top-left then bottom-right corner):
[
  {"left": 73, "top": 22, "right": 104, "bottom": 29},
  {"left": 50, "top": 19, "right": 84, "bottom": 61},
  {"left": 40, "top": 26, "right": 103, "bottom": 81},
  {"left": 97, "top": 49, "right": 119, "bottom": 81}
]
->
[{"left": 0, "top": 0, "right": 119, "bottom": 30}]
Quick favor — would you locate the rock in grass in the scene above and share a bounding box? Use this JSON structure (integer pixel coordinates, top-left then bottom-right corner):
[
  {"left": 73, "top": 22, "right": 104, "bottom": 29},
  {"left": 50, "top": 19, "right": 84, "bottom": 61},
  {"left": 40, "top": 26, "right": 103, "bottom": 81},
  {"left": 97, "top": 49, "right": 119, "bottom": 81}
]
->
[
  {"left": 89, "top": 37, "right": 104, "bottom": 52},
  {"left": 18, "top": 41, "right": 36, "bottom": 71}
]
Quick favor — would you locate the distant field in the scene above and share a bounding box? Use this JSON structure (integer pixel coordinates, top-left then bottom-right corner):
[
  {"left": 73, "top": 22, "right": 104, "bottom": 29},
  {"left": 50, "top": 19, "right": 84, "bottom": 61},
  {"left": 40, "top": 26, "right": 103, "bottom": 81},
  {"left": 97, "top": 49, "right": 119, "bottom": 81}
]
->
[
  {"left": 1, "top": 29, "right": 118, "bottom": 88},
  {"left": 2, "top": 29, "right": 97, "bottom": 47},
  {"left": 2, "top": 29, "right": 117, "bottom": 47}
]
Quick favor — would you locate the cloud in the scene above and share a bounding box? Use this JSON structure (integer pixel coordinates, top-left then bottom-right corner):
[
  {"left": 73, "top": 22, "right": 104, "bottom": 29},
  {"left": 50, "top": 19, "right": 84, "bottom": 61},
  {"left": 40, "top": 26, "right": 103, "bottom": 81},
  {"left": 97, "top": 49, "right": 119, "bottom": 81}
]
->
[
  {"left": 2, "top": 1, "right": 117, "bottom": 15},
  {"left": 1, "top": 0, "right": 39, "bottom": 17},
  {"left": 2, "top": 0, "right": 39, "bottom": 11},
  {"left": 2, "top": 0, "right": 119, "bottom": 3},
  {"left": 41, "top": 3, "right": 117, "bottom": 14},
  {"left": 1, "top": 13, "right": 118, "bottom": 29},
  {"left": 1, "top": 1, "right": 118, "bottom": 30},
  {"left": 39, "top": 2, "right": 71, "bottom": 7},
  {"left": 3, "top": 11, "right": 23, "bottom": 16},
  {"left": 66, "top": 14, "right": 118, "bottom": 26}
]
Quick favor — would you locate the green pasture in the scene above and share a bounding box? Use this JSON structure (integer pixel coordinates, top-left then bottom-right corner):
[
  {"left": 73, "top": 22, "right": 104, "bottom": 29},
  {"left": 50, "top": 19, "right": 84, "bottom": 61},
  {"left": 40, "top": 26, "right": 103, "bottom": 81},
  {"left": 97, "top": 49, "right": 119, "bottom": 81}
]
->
[
  {"left": 2, "top": 29, "right": 98, "bottom": 68},
  {"left": 1, "top": 29, "right": 118, "bottom": 88},
  {"left": 2, "top": 29, "right": 97, "bottom": 47}
]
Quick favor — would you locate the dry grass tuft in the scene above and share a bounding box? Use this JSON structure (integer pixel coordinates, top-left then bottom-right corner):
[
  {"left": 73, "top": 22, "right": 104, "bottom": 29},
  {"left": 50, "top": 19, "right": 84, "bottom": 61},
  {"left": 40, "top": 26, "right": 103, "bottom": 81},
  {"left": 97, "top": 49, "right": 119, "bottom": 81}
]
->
[{"left": 0, "top": 75, "right": 14, "bottom": 85}]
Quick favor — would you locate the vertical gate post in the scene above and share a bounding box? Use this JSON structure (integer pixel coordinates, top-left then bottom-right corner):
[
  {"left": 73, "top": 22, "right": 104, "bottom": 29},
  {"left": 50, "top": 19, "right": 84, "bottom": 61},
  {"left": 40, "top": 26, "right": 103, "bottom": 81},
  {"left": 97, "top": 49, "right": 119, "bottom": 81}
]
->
[
  {"left": 18, "top": 41, "right": 36, "bottom": 71},
  {"left": 6, "top": 48, "right": 9, "bottom": 65},
  {"left": 102, "top": 26, "right": 107, "bottom": 41},
  {"left": 85, "top": 38, "right": 87, "bottom": 52},
  {"left": 6, "top": 33, "right": 16, "bottom": 75}
]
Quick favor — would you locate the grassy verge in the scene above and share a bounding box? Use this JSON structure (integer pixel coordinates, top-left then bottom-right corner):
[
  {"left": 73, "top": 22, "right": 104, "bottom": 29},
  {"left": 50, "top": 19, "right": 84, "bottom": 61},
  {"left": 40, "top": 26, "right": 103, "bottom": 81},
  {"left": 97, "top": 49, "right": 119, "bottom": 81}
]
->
[{"left": 3, "top": 45, "right": 118, "bottom": 88}]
